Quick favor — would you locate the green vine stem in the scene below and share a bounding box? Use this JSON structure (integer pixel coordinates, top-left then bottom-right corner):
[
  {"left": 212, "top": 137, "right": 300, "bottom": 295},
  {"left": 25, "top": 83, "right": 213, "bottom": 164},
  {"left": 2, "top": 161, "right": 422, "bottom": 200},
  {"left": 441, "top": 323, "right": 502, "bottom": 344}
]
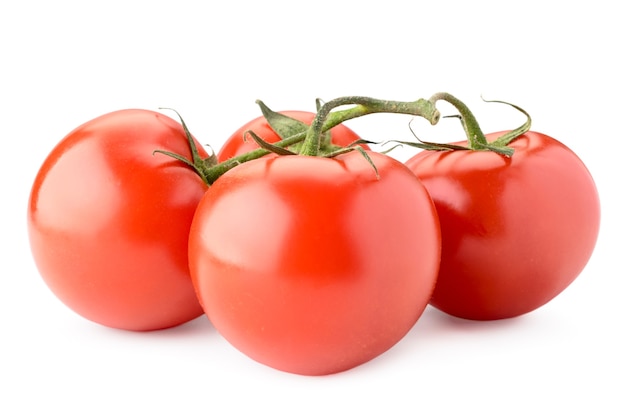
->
[
  {"left": 157, "top": 96, "right": 441, "bottom": 185},
  {"left": 199, "top": 132, "right": 308, "bottom": 185},
  {"left": 158, "top": 92, "right": 528, "bottom": 186},
  {"left": 300, "top": 96, "right": 441, "bottom": 156},
  {"left": 428, "top": 92, "right": 532, "bottom": 157},
  {"left": 428, "top": 92, "right": 488, "bottom": 149}
]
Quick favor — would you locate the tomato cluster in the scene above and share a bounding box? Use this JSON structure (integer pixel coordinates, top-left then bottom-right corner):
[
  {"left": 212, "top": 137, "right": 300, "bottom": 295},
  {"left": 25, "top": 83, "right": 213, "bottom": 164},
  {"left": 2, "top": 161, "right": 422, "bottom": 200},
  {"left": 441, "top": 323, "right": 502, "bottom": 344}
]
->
[{"left": 27, "top": 94, "right": 600, "bottom": 376}]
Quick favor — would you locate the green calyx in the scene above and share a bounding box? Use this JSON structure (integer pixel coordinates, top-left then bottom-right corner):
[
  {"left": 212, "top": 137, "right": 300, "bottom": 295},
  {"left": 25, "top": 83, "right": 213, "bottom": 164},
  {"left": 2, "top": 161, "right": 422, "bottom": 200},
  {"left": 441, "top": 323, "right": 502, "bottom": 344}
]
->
[
  {"left": 155, "top": 92, "right": 531, "bottom": 186},
  {"left": 153, "top": 108, "right": 218, "bottom": 186},
  {"left": 298, "top": 96, "right": 441, "bottom": 157},
  {"left": 232, "top": 97, "right": 441, "bottom": 179},
  {"left": 155, "top": 96, "right": 441, "bottom": 185},
  {"left": 421, "top": 93, "right": 532, "bottom": 157}
]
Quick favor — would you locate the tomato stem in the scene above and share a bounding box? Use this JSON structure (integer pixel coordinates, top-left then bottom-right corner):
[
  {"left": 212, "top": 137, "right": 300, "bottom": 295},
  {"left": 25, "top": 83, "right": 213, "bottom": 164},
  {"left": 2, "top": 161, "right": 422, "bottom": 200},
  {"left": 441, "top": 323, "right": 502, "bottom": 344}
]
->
[
  {"left": 428, "top": 92, "right": 488, "bottom": 149},
  {"left": 300, "top": 96, "right": 441, "bottom": 156},
  {"left": 427, "top": 93, "right": 532, "bottom": 157},
  {"left": 157, "top": 108, "right": 310, "bottom": 186},
  {"left": 203, "top": 132, "right": 308, "bottom": 184},
  {"left": 202, "top": 96, "right": 441, "bottom": 182},
  {"left": 162, "top": 93, "right": 530, "bottom": 186}
]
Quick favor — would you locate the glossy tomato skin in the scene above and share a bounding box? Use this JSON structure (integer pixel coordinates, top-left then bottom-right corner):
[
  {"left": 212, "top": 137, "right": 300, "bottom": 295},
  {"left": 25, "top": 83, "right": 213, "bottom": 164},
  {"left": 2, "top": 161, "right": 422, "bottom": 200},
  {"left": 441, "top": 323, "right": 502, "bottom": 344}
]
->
[
  {"left": 217, "top": 110, "right": 368, "bottom": 161},
  {"left": 28, "top": 109, "right": 207, "bottom": 331},
  {"left": 189, "top": 151, "right": 440, "bottom": 375},
  {"left": 405, "top": 131, "right": 600, "bottom": 320}
]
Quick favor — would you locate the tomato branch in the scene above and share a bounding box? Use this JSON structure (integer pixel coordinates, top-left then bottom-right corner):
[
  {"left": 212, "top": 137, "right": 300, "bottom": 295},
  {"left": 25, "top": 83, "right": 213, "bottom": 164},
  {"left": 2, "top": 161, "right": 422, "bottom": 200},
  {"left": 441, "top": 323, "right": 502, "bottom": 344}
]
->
[
  {"left": 427, "top": 93, "right": 532, "bottom": 157},
  {"left": 300, "top": 96, "right": 441, "bottom": 156},
  {"left": 202, "top": 132, "right": 308, "bottom": 185},
  {"left": 428, "top": 92, "right": 489, "bottom": 149}
]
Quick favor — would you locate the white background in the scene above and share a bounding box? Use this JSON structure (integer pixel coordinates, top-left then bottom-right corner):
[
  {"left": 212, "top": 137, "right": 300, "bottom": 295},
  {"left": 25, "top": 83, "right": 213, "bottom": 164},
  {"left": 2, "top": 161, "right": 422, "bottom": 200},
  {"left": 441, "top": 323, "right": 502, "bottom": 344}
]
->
[{"left": 2, "top": 1, "right": 624, "bottom": 397}]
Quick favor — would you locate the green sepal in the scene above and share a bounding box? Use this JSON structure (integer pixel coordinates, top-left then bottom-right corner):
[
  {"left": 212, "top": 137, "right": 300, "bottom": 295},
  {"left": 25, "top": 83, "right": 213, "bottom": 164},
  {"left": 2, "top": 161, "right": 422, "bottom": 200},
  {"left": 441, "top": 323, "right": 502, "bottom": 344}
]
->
[
  {"left": 256, "top": 100, "right": 309, "bottom": 139},
  {"left": 244, "top": 130, "right": 297, "bottom": 156},
  {"left": 154, "top": 107, "right": 216, "bottom": 185},
  {"left": 324, "top": 145, "right": 380, "bottom": 180}
]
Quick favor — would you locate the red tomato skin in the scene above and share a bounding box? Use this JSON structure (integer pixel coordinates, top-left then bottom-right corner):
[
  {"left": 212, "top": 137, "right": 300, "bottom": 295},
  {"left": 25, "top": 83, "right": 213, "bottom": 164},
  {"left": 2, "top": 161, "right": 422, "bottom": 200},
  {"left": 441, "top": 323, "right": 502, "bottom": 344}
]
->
[
  {"left": 188, "top": 152, "right": 441, "bottom": 375},
  {"left": 405, "top": 131, "right": 600, "bottom": 320},
  {"left": 28, "top": 109, "right": 207, "bottom": 331},
  {"left": 217, "top": 110, "right": 368, "bottom": 161}
]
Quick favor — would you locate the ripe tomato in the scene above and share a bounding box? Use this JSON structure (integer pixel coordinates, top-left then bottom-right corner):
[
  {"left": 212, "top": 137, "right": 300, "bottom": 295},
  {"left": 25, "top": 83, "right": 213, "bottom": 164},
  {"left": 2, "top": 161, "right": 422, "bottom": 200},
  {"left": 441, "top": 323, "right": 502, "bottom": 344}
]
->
[
  {"left": 188, "top": 151, "right": 441, "bottom": 375},
  {"left": 405, "top": 131, "right": 600, "bottom": 320},
  {"left": 28, "top": 109, "right": 208, "bottom": 331},
  {"left": 217, "top": 110, "right": 368, "bottom": 161}
]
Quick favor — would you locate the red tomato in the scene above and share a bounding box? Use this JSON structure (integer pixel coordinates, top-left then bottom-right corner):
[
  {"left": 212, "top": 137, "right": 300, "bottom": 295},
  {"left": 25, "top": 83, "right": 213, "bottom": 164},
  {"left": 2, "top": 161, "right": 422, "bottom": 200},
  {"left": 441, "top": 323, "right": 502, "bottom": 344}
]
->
[
  {"left": 405, "top": 131, "right": 600, "bottom": 320},
  {"left": 28, "top": 109, "right": 208, "bottom": 331},
  {"left": 217, "top": 110, "right": 368, "bottom": 161},
  {"left": 188, "top": 151, "right": 441, "bottom": 375}
]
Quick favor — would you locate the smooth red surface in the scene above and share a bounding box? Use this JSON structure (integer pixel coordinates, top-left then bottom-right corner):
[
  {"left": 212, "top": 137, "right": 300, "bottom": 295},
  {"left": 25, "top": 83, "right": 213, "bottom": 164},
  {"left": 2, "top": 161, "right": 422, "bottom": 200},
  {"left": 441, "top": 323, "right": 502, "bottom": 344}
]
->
[
  {"left": 189, "top": 151, "right": 441, "bottom": 375},
  {"left": 28, "top": 109, "right": 207, "bottom": 331},
  {"left": 406, "top": 131, "right": 601, "bottom": 320}
]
